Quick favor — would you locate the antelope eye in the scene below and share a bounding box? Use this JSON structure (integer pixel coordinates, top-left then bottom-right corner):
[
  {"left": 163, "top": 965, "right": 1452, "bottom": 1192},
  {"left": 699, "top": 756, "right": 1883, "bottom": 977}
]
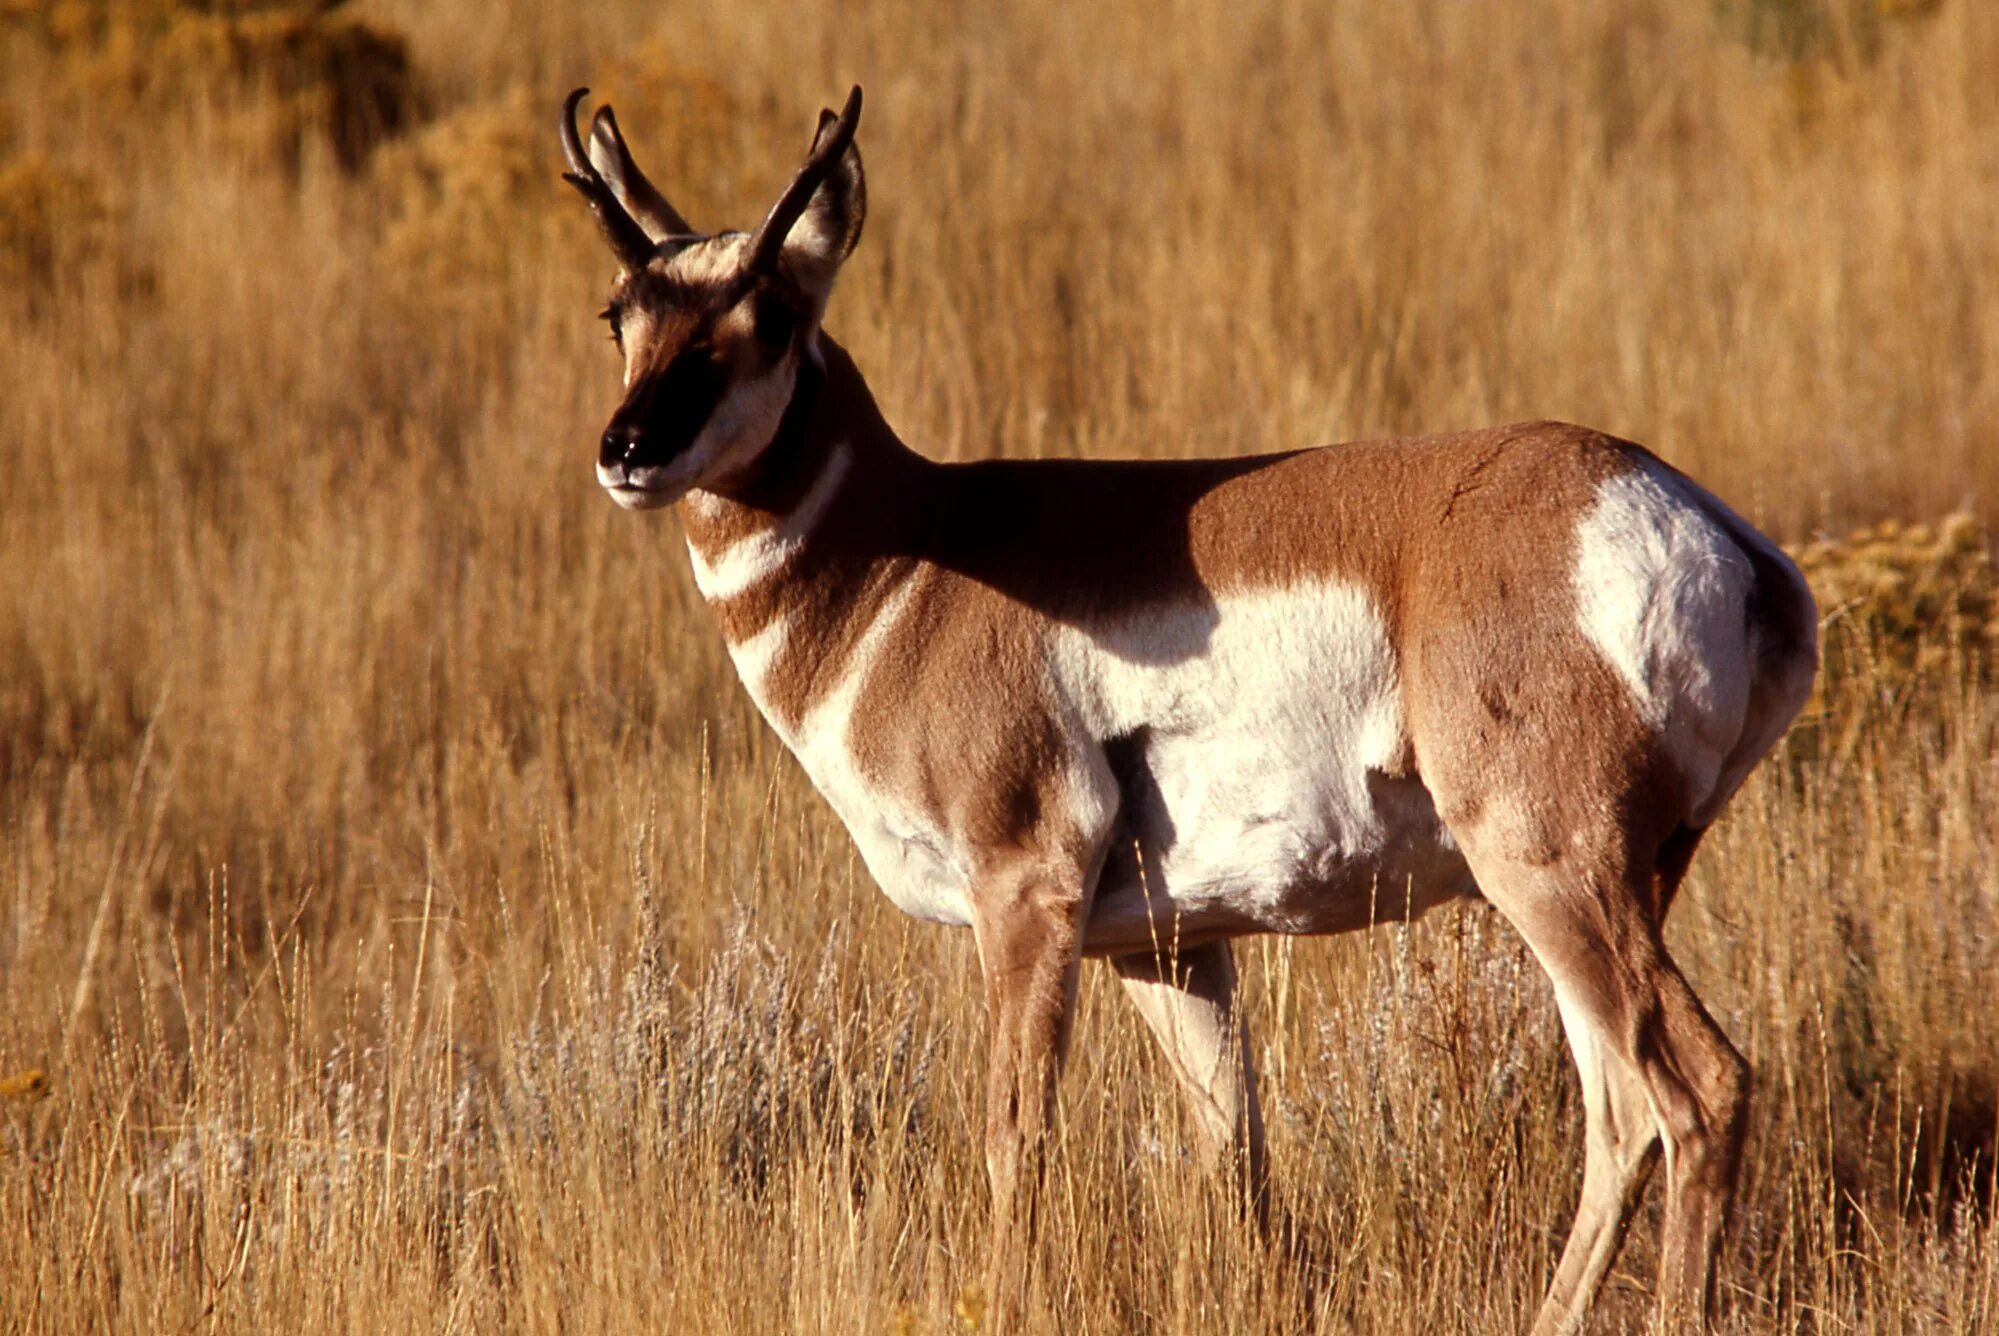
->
[{"left": 599, "top": 305, "right": 624, "bottom": 342}]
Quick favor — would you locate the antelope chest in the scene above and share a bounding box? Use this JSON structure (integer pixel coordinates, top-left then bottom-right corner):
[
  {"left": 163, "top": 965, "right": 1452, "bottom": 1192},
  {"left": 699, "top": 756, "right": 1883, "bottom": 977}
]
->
[
  {"left": 720, "top": 584, "right": 980, "bottom": 930},
  {"left": 806, "top": 755, "right": 976, "bottom": 929}
]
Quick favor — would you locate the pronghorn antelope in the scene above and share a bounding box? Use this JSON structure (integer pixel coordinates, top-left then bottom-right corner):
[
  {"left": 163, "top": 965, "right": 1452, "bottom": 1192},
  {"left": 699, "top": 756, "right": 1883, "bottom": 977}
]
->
[{"left": 559, "top": 86, "right": 1818, "bottom": 1333}]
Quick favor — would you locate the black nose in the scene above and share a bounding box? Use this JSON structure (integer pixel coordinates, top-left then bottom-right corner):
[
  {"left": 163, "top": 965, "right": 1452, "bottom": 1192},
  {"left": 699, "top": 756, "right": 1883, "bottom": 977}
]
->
[{"left": 600, "top": 426, "right": 639, "bottom": 470}]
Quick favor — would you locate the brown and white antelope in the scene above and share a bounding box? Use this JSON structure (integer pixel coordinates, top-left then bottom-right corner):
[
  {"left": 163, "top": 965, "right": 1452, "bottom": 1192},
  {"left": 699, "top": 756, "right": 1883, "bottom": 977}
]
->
[{"left": 559, "top": 86, "right": 1818, "bottom": 1333}]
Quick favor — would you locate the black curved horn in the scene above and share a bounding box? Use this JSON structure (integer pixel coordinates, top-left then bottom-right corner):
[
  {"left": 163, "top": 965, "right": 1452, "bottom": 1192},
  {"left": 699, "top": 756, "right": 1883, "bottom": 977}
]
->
[
  {"left": 559, "top": 88, "right": 657, "bottom": 270},
  {"left": 744, "top": 86, "right": 863, "bottom": 277}
]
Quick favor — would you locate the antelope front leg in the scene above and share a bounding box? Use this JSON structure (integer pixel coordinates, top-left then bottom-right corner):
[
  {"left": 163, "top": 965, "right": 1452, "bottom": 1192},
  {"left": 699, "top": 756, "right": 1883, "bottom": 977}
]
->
[{"left": 969, "top": 859, "right": 1091, "bottom": 1325}]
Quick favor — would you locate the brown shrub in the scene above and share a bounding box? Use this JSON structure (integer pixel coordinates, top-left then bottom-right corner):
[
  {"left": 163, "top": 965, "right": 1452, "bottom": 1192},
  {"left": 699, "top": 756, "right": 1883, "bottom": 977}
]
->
[
  {"left": 160, "top": 11, "right": 414, "bottom": 169},
  {"left": 1791, "top": 513, "right": 1998, "bottom": 685},
  {"left": 372, "top": 85, "right": 549, "bottom": 302},
  {"left": 48, "top": 2, "right": 416, "bottom": 170}
]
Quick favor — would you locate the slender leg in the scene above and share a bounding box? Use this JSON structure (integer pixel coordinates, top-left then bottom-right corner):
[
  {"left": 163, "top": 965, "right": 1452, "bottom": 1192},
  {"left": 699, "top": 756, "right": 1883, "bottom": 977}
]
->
[
  {"left": 1642, "top": 822, "right": 1750, "bottom": 1330},
  {"left": 1645, "top": 963, "right": 1751, "bottom": 1332},
  {"left": 1462, "top": 835, "right": 1749, "bottom": 1336},
  {"left": 1651, "top": 822, "right": 1709, "bottom": 921},
  {"left": 1531, "top": 984, "right": 1663, "bottom": 1335},
  {"left": 969, "top": 860, "right": 1091, "bottom": 1326},
  {"left": 1112, "top": 940, "right": 1268, "bottom": 1224}
]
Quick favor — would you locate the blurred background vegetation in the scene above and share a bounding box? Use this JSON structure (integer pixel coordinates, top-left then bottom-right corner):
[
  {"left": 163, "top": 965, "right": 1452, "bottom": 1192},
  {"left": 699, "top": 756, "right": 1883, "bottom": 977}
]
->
[{"left": 1, "top": 0, "right": 1994, "bottom": 1330}]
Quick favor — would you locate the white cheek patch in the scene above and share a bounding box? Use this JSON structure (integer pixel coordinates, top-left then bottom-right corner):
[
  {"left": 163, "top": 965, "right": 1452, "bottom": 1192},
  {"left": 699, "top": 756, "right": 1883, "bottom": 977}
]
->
[
  {"left": 688, "top": 443, "right": 851, "bottom": 602},
  {"left": 628, "top": 356, "right": 798, "bottom": 498},
  {"left": 684, "top": 356, "right": 798, "bottom": 478}
]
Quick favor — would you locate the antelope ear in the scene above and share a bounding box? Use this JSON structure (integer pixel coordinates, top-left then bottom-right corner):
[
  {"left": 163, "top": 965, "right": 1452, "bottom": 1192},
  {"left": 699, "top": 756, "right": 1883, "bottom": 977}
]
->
[{"left": 780, "top": 110, "right": 865, "bottom": 301}]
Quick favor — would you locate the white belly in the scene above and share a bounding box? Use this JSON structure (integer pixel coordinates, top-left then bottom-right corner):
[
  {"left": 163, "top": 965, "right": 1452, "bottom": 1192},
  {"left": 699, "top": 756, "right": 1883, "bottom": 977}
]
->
[
  {"left": 726, "top": 575, "right": 1458, "bottom": 938},
  {"left": 1056, "top": 582, "right": 1470, "bottom": 943}
]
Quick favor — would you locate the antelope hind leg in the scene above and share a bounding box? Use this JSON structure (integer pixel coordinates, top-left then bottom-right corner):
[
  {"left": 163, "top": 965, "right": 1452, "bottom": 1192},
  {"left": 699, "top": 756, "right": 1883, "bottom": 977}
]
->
[
  {"left": 1467, "top": 838, "right": 1748, "bottom": 1334},
  {"left": 1112, "top": 939, "right": 1269, "bottom": 1226}
]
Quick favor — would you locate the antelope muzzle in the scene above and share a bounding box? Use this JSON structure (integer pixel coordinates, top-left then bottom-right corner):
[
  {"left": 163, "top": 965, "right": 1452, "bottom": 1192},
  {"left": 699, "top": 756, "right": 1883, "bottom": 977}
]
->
[{"left": 595, "top": 343, "right": 730, "bottom": 507}]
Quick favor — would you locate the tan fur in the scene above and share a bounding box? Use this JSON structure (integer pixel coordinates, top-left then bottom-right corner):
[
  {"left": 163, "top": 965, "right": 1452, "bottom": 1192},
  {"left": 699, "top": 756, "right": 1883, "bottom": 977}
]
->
[
  {"left": 567, "top": 97, "right": 1818, "bottom": 1334},
  {"left": 674, "top": 358, "right": 1799, "bottom": 1330},
  {"left": 693, "top": 409, "right": 1650, "bottom": 851}
]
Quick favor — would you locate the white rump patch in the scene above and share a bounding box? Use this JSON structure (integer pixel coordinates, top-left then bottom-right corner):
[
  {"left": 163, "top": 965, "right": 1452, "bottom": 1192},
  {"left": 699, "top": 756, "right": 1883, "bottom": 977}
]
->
[{"left": 1573, "top": 460, "right": 1758, "bottom": 807}]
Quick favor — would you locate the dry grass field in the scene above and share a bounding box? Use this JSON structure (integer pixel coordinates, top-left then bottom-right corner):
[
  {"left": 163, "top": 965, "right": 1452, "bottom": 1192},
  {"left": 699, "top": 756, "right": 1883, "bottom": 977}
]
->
[{"left": 3, "top": 0, "right": 1997, "bottom": 1330}]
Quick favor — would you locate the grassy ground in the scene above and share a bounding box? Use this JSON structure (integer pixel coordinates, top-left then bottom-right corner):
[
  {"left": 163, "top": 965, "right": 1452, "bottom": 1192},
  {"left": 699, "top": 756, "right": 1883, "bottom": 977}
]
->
[{"left": 2, "top": 0, "right": 1996, "bottom": 1330}]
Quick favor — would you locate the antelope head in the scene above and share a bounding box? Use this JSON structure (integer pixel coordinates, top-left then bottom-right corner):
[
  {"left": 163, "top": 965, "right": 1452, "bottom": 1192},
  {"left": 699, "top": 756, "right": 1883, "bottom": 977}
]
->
[{"left": 560, "top": 86, "right": 866, "bottom": 509}]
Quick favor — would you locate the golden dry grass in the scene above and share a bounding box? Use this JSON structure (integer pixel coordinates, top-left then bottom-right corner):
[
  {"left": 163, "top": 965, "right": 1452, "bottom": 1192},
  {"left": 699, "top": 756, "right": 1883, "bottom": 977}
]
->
[{"left": 2, "top": 0, "right": 1996, "bottom": 1331}]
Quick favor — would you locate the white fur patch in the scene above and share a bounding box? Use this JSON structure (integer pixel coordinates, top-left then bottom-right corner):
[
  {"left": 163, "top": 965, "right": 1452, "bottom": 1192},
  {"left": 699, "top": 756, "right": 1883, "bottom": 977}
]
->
[
  {"left": 1574, "top": 460, "right": 1759, "bottom": 811},
  {"left": 664, "top": 234, "right": 748, "bottom": 286},
  {"left": 1052, "top": 581, "right": 1445, "bottom": 937},
  {"left": 616, "top": 308, "right": 655, "bottom": 389},
  {"left": 725, "top": 611, "right": 791, "bottom": 694},
  {"left": 784, "top": 208, "right": 844, "bottom": 278},
  {"left": 1623, "top": 466, "right": 1818, "bottom": 822},
  {"left": 687, "top": 445, "right": 851, "bottom": 602},
  {"left": 731, "top": 571, "right": 975, "bottom": 928}
]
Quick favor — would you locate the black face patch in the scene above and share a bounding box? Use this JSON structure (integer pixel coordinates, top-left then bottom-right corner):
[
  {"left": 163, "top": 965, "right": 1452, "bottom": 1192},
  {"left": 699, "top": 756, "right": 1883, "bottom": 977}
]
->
[{"left": 599, "top": 340, "right": 731, "bottom": 475}]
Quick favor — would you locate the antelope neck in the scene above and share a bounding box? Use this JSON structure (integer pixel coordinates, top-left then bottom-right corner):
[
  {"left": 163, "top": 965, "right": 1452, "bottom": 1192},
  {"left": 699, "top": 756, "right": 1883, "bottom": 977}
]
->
[{"left": 675, "top": 338, "right": 925, "bottom": 625}]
